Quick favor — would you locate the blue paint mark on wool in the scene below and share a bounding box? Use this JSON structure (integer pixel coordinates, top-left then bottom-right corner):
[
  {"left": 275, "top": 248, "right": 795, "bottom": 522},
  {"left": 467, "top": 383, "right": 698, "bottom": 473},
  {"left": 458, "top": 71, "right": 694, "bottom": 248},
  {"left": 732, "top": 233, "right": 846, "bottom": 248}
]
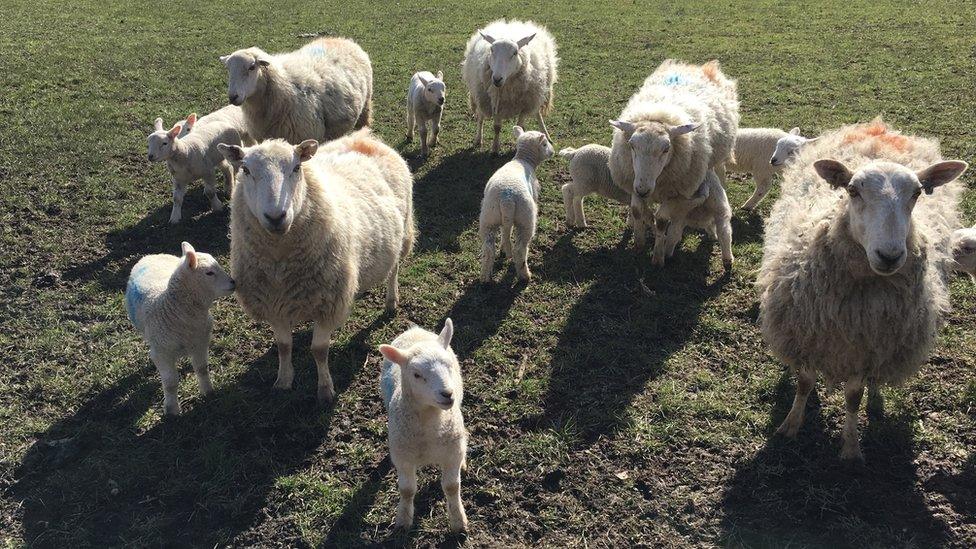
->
[
  {"left": 663, "top": 74, "right": 690, "bottom": 86},
  {"left": 380, "top": 361, "right": 397, "bottom": 409},
  {"left": 306, "top": 45, "right": 327, "bottom": 58},
  {"left": 125, "top": 265, "right": 149, "bottom": 330}
]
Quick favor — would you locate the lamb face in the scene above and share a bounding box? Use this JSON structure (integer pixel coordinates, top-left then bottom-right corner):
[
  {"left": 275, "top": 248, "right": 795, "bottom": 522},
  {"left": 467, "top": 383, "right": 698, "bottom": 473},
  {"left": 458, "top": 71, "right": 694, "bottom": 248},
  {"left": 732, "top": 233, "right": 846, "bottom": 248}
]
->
[
  {"left": 147, "top": 119, "right": 182, "bottom": 162},
  {"left": 180, "top": 242, "right": 236, "bottom": 299},
  {"left": 951, "top": 227, "right": 976, "bottom": 275},
  {"left": 380, "top": 320, "right": 459, "bottom": 411},
  {"left": 770, "top": 128, "right": 817, "bottom": 167},
  {"left": 421, "top": 72, "right": 446, "bottom": 106}
]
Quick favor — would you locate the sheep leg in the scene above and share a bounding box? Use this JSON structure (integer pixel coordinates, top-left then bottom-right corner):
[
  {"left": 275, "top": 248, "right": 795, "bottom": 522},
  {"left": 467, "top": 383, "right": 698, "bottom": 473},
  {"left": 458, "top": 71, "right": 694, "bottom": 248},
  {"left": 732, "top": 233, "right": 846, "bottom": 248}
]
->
[
  {"left": 169, "top": 179, "right": 186, "bottom": 224},
  {"left": 418, "top": 122, "right": 429, "bottom": 158},
  {"left": 500, "top": 218, "right": 514, "bottom": 259},
  {"left": 150, "top": 348, "right": 181, "bottom": 416},
  {"left": 473, "top": 116, "right": 484, "bottom": 148},
  {"left": 514, "top": 217, "right": 535, "bottom": 282},
  {"left": 742, "top": 174, "right": 773, "bottom": 210},
  {"left": 219, "top": 161, "right": 235, "bottom": 198},
  {"left": 405, "top": 105, "right": 414, "bottom": 142},
  {"left": 442, "top": 460, "right": 468, "bottom": 533},
  {"left": 716, "top": 212, "right": 734, "bottom": 271},
  {"left": 840, "top": 376, "right": 865, "bottom": 461},
  {"left": 311, "top": 320, "right": 338, "bottom": 404},
  {"left": 271, "top": 323, "right": 294, "bottom": 390},
  {"left": 561, "top": 184, "right": 576, "bottom": 227},
  {"left": 663, "top": 216, "right": 688, "bottom": 258},
  {"left": 632, "top": 206, "right": 650, "bottom": 249},
  {"left": 536, "top": 111, "right": 552, "bottom": 142},
  {"left": 385, "top": 261, "right": 399, "bottom": 313},
  {"left": 190, "top": 347, "right": 214, "bottom": 396},
  {"left": 479, "top": 226, "right": 497, "bottom": 283},
  {"left": 431, "top": 111, "right": 441, "bottom": 148},
  {"left": 573, "top": 195, "right": 587, "bottom": 228},
  {"left": 866, "top": 385, "right": 884, "bottom": 419},
  {"left": 491, "top": 115, "right": 502, "bottom": 156},
  {"left": 203, "top": 172, "right": 224, "bottom": 213},
  {"left": 776, "top": 367, "right": 816, "bottom": 438},
  {"left": 394, "top": 465, "right": 418, "bottom": 530}
]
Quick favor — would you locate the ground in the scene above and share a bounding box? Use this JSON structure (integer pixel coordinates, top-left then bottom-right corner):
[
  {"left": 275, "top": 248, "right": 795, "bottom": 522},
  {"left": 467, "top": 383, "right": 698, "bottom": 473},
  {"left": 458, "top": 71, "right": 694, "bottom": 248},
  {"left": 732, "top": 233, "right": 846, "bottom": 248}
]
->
[{"left": 2, "top": 0, "right": 975, "bottom": 547}]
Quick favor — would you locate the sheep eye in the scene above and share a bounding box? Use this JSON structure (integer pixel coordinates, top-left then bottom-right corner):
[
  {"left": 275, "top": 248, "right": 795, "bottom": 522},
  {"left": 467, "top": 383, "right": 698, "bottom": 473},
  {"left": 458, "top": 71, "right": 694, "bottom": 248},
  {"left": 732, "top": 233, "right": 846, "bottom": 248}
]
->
[
  {"left": 242, "top": 166, "right": 250, "bottom": 175},
  {"left": 511, "top": 52, "right": 517, "bottom": 59},
  {"left": 206, "top": 271, "right": 215, "bottom": 276},
  {"left": 413, "top": 373, "right": 422, "bottom": 380},
  {"left": 662, "top": 144, "right": 671, "bottom": 153},
  {"left": 248, "top": 63, "right": 256, "bottom": 71},
  {"left": 847, "top": 186, "right": 860, "bottom": 198},
  {"left": 293, "top": 165, "right": 301, "bottom": 173},
  {"left": 162, "top": 142, "right": 168, "bottom": 146}
]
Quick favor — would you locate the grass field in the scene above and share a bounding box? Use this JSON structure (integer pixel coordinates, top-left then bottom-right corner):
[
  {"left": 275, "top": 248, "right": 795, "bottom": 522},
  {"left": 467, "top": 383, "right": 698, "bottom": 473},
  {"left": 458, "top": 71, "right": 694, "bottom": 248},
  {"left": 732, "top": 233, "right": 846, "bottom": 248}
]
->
[{"left": 2, "top": 0, "right": 976, "bottom": 546}]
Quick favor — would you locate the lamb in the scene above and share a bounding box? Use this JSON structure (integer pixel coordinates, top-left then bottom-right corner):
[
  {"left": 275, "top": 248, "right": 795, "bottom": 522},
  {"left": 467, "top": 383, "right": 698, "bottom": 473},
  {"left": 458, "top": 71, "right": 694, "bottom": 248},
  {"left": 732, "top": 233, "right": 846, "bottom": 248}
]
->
[
  {"left": 608, "top": 59, "right": 739, "bottom": 268},
  {"left": 125, "top": 242, "right": 236, "bottom": 415},
  {"left": 406, "top": 71, "right": 446, "bottom": 159},
  {"left": 757, "top": 119, "right": 968, "bottom": 460},
  {"left": 220, "top": 37, "right": 373, "bottom": 144},
  {"left": 378, "top": 319, "right": 468, "bottom": 533},
  {"left": 718, "top": 127, "right": 818, "bottom": 210},
  {"left": 479, "top": 126, "right": 554, "bottom": 282},
  {"left": 462, "top": 19, "right": 558, "bottom": 155},
  {"left": 147, "top": 106, "right": 246, "bottom": 223},
  {"left": 950, "top": 225, "right": 976, "bottom": 280},
  {"left": 558, "top": 144, "right": 631, "bottom": 228},
  {"left": 218, "top": 129, "right": 414, "bottom": 404}
]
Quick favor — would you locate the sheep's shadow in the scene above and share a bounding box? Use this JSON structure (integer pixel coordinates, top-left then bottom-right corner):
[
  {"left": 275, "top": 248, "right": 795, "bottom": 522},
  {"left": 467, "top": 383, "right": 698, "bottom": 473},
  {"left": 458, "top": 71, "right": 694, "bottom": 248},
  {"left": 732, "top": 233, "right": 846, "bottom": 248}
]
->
[
  {"left": 440, "top": 270, "right": 525, "bottom": 362},
  {"left": 719, "top": 370, "right": 953, "bottom": 547},
  {"left": 730, "top": 210, "right": 765, "bottom": 246},
  {"left": 61, "top": 197, "right": 231, "bottom": 292}
]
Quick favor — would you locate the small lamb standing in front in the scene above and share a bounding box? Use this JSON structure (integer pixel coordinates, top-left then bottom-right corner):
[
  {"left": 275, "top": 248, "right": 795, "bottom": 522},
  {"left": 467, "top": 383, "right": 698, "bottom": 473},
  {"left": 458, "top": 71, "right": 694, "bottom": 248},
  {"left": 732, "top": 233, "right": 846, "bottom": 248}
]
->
[
  {"left": 406, "top": 70, "right": 446, "bottom": 158},
  {"left": 479, "top": 126, "right": 554, "bottom": 282},
  {"left": 379, "top": 319, "right": 468, "bottom": 534},
  {"left": 718, "top": 127, "right": 818, "bottom": 210},
  {"left": 126, "top": 242, "right": 236, "bottom": 415}
]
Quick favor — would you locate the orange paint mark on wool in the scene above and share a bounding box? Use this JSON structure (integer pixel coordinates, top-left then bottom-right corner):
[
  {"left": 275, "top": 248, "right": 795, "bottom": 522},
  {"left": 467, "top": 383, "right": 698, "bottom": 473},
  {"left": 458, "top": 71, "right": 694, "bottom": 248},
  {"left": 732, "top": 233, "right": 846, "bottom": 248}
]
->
[
  {"left": 347, "top": 137, "right": 382, "bottom": 157},
  {"left": 841, "top": 120, "right": 912, "bottom": 153},
  {"left": 701, "top": 60, "right": 722, "bottom": 83}
]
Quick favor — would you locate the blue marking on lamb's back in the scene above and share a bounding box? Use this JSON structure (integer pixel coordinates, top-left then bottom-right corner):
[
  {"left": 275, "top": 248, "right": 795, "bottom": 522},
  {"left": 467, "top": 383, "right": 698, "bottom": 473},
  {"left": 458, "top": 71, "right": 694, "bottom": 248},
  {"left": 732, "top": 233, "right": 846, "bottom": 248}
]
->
[
  {"left": 663, "top": 74, "right": 690, "bottom": 86},
  {"left": 380, "top": 361, "right": 397, "bottom": 409},
  {"left": 125, "top": 265, "right": 149, "bottom": 330}
]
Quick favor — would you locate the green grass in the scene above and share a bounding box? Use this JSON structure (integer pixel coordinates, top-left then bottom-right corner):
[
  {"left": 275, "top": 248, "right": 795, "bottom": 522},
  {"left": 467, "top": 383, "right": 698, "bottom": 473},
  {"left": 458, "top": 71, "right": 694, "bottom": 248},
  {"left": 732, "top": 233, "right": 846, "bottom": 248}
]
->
[{"left": 2, "top": 0, "right": 976, "bottom": 546}]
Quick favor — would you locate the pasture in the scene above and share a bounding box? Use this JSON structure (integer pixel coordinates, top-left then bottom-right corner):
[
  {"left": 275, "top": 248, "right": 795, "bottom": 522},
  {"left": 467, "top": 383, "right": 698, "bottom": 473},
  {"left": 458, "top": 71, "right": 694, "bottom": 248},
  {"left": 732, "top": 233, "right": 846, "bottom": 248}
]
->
[{"left": 2, "top": 0, "right": 975, "bottom": 546}]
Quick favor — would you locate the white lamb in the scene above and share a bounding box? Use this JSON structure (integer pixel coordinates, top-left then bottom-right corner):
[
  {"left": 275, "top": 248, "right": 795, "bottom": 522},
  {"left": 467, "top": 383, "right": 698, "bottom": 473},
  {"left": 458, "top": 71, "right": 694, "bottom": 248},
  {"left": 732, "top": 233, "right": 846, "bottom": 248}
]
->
[
  {"left": 462, "top": 19, "right": 558, "bottom": 155},
  {"left": 950, "top": 225, "right": 976, "bottom": 280},
  {"left": 719, "top": 127, "right": 818, "bottom": 210},
  {"left": 479, "top": 126, "right": 554, "bottom": 282},
  {"left": 378, "top": 319, "right": 468, "bottom": 533},
  {"left": 126, "top": 242, "right": 236, "bottom": 415},
  {"left": 608, "top": 59, "right": 739, "bottom": 268},
  {"left": 220, "top": 37, "right": 373, "bottom": 144},
  {"left": 219, "top": 130, "right": 414, "bottom": 403},
  {"left": 758, "top": 119, "right": 968, "bottom": 460},
  {"left": 147, "top": 106, "right": 246, "bottom": 223},
  {"left": 558, "top": 144, "right": 631, "bottom": 228},
  {"left": 406, "top": 70, "right": 446, "bottom": 159}
]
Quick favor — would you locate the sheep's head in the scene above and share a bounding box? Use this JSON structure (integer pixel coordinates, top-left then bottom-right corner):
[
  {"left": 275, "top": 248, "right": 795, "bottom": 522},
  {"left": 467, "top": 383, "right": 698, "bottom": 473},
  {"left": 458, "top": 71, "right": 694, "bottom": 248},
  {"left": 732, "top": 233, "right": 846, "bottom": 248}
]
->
[
  {"left": 480, "top": 31, "right": 534, "bottom": 87},
  {"left": 951, "top": 226, "right": 976, "bottom": 277},
  {"left": 379, "top": 319, "right": 460, "bottom": 411},
  {"left": 217, "top": 139, "right": 319, "bottom": 235},
  {"left": 220, "top": 48, "right": 271, "bottom": 106},
  {"left": 610, "top": 119, "right": 699, "bottom": 199},
  {"left": 513, "top": 126, "right": 553, "bottom": 162},
  {"left": 148, "top": 118, "right": 186, "bottom": 162},
  {"left": 179, "top": 241, "right": 236, "bottom": 299},
  {"left": 418, "top": 71, "right": 446, "bottom": 106},
  {"left": 814, "top": 159, "right": 968, "bottom": 276},
  {"left": 770, "top": 127, "right": 818, "bottom": 167}
]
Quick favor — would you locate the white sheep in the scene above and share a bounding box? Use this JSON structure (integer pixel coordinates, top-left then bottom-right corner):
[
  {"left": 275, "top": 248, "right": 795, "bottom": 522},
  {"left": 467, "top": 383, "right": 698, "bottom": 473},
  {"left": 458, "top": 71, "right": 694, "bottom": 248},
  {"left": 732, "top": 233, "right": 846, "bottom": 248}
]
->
[
  {"left": 718, "top": 127, "right": 818, "bottom": 210},
  {"left": 126, "top": 242, "right": 236, "bottom": 415},
  {"left": 406, "top": 70, "right": 446, "bottom": 159},
  {"left": 378, "top": 319, "right": 467, "bottom": 533},
  {"left": 758, "top": 119, "right": 968, "bottom": 460},
  {"left": 219, "top": 130, "right": 414, "bottom": 404},
  {"left": 652, "top": 169, "right": 733, "bottom": 259},
  {"left": 220, "top": 37, "right": 373, "bottom": 144},
  {"left": 558, "top": 144, "right": 631, "bottom": 228},
  {"left": 479, "top": 126, "right": 554, "bottom": 282},
  {"left": 951, "top": 225, "right": 976, "bottom": 280},
  {"left": 462, "top": 19, "right": 558, "bottom": 155},
  {"left": 608, "top": 59, "right": 739, "bottom": 268},
  {"left": 147, "top": 106, "right": 245, "bottom": 223}
]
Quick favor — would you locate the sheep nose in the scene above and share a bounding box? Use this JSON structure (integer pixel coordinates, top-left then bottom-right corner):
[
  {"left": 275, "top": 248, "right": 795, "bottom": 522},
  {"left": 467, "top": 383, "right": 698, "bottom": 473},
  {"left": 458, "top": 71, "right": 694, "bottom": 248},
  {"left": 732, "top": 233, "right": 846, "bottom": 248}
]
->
[
  {"left": 264, "top": 212, "right": 286, "bottom": 227},
  {"left": 438, "top": 97, "right": 444, "bottom": 105},
  {"left": 229, "top": 279, "right": 237, "bottom": 290},
  {"left": 148, "top": 154, "right": 155, "bottom": 161},
  {"left": 770, "top": 158, "right": 778, "bottom": 165},
  {"left": 439, "top": 390, "right": 453, "bottom": 400},
  {"left": 229, "top": 94, "right": 239, "bottom": 104},
  {"left": 875, "top": 249, "right": 904, "bottom": 267},
  {"left": 493, "top": 77, "right": 503, "bottom": 86}
]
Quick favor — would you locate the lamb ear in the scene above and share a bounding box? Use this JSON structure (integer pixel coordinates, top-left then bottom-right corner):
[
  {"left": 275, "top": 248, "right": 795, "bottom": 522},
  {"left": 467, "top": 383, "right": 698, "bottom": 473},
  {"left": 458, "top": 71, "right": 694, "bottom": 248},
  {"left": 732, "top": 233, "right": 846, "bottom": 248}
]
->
[
  {"left": 609, "top": 119, "right": 636, "bottom": 134},
  {"left": 185, "top": 113, "right": 197, "bottom": 130},
  {"left": 436, "top": 70, "right": 443, "bottom": 80},
  {"left": 417, "top": 74, "right": 430, "bottom": 86},
  {"left": 154, "top": 117, "right": 164, "bottom": 131},
  {"left": 379, "top": 344, "right": 409, "bottom": 366},
  {"left": 789, "top": 127, "right": 801, "bottom": 135},
  {"left": 296, "top": 139, "right": 318, "bottom": 162},
  {"left": 257, "top": 58, "right": 271, "bottom": 67},
  {"left": 813, "top": 159, "right": 853, "bottom": 188},
  {"left": 668, "top": 123, "right": 700, "bottom": 137},
  {"left": 917, "top": 160, "right": 969, "bottom": 194},
  {"left": 517, "top": 33, "right": 536, "bottom": 48},
  {"left": 219, "top": 54, "right": 231, "bottom": 65},
  {"left": 439, "top": 318, "right": 454, "bottom": 349},
  {"left": 181, "top": 241, "right": 198, "bottom": 269},
  {"left": 803, "top": 136, "right": 819, "bottom": 144},
  {"left": 479, "top": 31, "right": 495, "bottom": 44},
  {"left": 512, "top": 125, "right": 524, "bottom": 138},
  {"left": 218, "top": 143, "right": 245, "bottom": 166},
  {"left": 167, "top": 123, "right": 183, "bottom": 139}
]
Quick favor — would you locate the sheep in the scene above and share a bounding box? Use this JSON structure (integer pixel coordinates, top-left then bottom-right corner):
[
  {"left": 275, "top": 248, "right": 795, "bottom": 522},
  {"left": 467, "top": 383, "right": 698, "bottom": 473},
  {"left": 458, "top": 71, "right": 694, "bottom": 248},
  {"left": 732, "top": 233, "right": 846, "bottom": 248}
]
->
[
  {"left": 147, "top": 106, "right": 246, "bottom": 223},
  {"left": 757, "top": 119, "right": 968, "bottom": 460},
  {"left": 479, "top": 126, "right": 554, "bottom": 282},
  {"left": 220, "top": 37, "right": 373, "bottom": 144},
  {"left": 950, "top": 225, "right": 976, "bottom": 280},
  {"left": 558, "top": 144, "right": 631, "bottom": 228},
  {"left": 608, "top": 59, "right": 739, "bottom": 268},
  {"left": 378, "top": 319, "right": 468, "bottom": 533},
  {"left": 406, "top": 70, "right": 446, "bottom": 159},
  {"left": 718, "top": 127, "right": 818, "bottom": 210},
  {"left": 218, "top": 129, "right": 414, "bottom": 404},
  {"left": 126, "top": 242, "right": 236, "bottom": 415},
  {"left": 462, "top": 19, "right": 558, "bottom": 155}
]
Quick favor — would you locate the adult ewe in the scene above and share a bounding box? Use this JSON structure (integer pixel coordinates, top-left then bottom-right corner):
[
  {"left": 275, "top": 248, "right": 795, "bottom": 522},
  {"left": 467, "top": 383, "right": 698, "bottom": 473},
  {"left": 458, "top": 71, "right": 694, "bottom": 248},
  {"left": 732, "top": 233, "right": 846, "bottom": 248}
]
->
[
  {"left": 220, "top": 37, "right": 372, "bottom": 144},
  {"left": 609, "top": 59, "right": 739, "bottom": 267},
  {"left": 219, "top": 130, "right": 414, "bottom": 404},
  {"left": 758, "top": 119, "right": 968, "bottom": 460},
  {"left": 462, "top": 19, "right": 558, "bottom": 155}
]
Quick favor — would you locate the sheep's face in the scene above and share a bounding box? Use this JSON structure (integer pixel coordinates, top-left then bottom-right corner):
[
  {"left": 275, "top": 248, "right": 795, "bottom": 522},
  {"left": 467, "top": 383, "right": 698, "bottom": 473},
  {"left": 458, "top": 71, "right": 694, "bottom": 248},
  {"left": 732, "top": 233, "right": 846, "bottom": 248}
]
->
[
  {"left": 220, "top": 49, "right": 270, "bottom": 106},
  {"left": 147, "top": 119, "right": 183, "bottom": 162},
  {"left": 770, "top": 128, "right": 817, "bottom": 167},
  {"left": 379, "top": 320, "right": 460, "bottom": 411},
  {"left": 480, "top": 31, "right": 534, "bottom": 87},
  {"left": 610, "top": 119, "right": 699, "bottom": 199},
  {"left": 951, "top": 227, "right": 976, "bottom": 276},
  {"left": 513, "top": 126, "right": 554, "bottom": 161},
  {"left": 814, "top": 159, "right": 968, "bottom": 276},
  {"left": 179, "top": 242, "right": 236, "bottom": 299},
  {"left": 421, "top": 73, "right": 447, "bottom": 106},
  {"left": 217, "top": 139, "right": 319, "bottom": 235}
]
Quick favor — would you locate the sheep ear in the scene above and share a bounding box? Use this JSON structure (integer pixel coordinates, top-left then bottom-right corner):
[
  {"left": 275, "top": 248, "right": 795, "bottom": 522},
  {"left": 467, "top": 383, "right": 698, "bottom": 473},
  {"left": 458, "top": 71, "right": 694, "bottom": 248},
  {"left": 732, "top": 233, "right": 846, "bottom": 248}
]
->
[
  {"left": 417, "top": 74, "right": 430, "bottom": 87},
  {"left": 154, "top": 117, "right": 164, "bottom": 131},
  {"left": 438, "top": 318, "right": 454, "bottom": 349},
  {"left": 185, "top": 113, "right": 197, "bottom": 130},
  {"left": 218, "top": 143, "right": 245, "bottom": 166},
  {"left": 517, "top": 33, "right": 536, "bottom": 48},
  {"left": 219, "top": 54, "right": 231, "bottom": 65},
  {"left": 257, "top": 58, "right": 271, "bottom": 67},
  {"left": 789, "top": 127, "right": 801, "bottom": 135},
  {"left": 296, "top": 139, "right": 318, "bottom": 162},
  {"left": 668, "top": 123, "right": 700, "bottom": 137},
  {"left": 436, "top": 70, "right": 443, "bottom": 80},
  {"left": 479, "top": 31, "right": 495, "bottom": 44},
  {"left": 512, "top": 125, "right": 524, "bottom": 138},
  {"left": 379, "top": 344, "right": 409, "bottom": 366},
  {"left": 803, "top": 136, "right": 819, "bottom": 144},
  {"left": 609, "top": 119, "right": 636, "bottom": 134},
  {"left": 167, "top": 123, "right": 183, "bottom": 139},
  {"left": 813, "top": 159, "right": 853, "bottom": 188},
  {"left": 181, "top": 241, "right": 198, "bottom": 269},
  {"left": 917, "top": 160, "right": 968, "bottom": 194}
]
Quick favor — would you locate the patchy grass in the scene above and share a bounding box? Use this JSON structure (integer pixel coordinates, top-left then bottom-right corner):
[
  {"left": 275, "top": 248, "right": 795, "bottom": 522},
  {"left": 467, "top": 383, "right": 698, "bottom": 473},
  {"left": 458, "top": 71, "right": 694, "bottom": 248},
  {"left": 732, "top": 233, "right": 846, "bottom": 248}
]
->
[{"left": 2, "top": 0, "right": 976, "bottom": 546}]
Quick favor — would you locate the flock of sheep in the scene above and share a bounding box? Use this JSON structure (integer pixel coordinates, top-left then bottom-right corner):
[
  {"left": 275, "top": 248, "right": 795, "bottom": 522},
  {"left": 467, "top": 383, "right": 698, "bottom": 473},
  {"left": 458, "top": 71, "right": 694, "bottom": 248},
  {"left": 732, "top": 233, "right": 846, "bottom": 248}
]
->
[{"left": 128, "top": 19, "right": 973, "bottom": 533}]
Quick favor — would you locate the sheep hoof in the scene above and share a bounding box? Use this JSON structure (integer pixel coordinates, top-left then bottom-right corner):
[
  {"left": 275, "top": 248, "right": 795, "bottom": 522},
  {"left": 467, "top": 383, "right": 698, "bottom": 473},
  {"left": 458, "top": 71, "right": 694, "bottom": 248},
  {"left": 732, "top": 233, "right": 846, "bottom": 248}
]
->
[
  {"left": 723, "top": 259, "right": 735, "bottom": 272},
  {"left": 272, "top": 379, "right": 293, "bottom": 391},
  {"left": 650, "top": 255, "right": 665, "bottom": 267},
  {"left": 168, "top": 214, "right": 181, "bottom": 225},
  {"left": 405, "top": 134, "right": 413, "bottom": 142},
  {"left": 317, "top": 385, "right": 336, "bottom": 405},
  {"left": 775, "top": 421, "right": 799, "bottom": 438},
  {"left": 163, "top": 404, "right": 181, "bottom": 416},
  {"left": 449, "top": 519, "right": 468, "bottom": 534},
  {"left": 517, "top": 270, "right": 532, "bottom": 282},
  {"left": 839, "top": 443, "right": 864, "bottom": 462}
]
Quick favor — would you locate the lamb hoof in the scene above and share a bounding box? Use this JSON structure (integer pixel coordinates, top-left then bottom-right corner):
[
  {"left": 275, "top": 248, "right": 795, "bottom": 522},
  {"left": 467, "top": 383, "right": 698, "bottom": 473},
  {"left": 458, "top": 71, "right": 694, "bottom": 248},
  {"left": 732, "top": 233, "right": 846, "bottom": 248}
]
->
[
  {"left": 775, "top": 420, "right": 799, "bottom": 439},
  {"left": 272, "top": 379, "right": 293, "bottom": 391},
  {"left": 517, "top": 270, "right": 532, "bottom": 282},
  {"left": 449, "top": 518, "right": 469, "bottom": 534},
  {"left": 317, "top": 385, "right": 336, "bottom": 405},
  {"left": 168, "top": 214, "right": 181, "bottom": 225},
  {"left": 839, "top": 443, "right": 864, "bottom": 462},
  {"left": 405, "top": 134, "right": 413, "bottom": 142},
  {"left": 723, "top": 259, "right": 735, "bottom": 272},
  {"left": 163, "top": 404, "right": 182, "bottom": 416},
  {"left": 650, "top": 255, "right": 665, "bottom": 267}
]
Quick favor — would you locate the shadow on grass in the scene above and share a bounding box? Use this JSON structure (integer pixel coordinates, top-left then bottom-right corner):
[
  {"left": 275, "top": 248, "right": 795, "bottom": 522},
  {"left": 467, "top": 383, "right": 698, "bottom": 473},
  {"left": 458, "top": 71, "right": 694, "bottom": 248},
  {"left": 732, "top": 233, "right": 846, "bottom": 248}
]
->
[
  {"left": 719, "top": 370, "right": 952, "bottom": 547},
  {"left": 730, "top": 210, "right": 765, "bottom": 246}
]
